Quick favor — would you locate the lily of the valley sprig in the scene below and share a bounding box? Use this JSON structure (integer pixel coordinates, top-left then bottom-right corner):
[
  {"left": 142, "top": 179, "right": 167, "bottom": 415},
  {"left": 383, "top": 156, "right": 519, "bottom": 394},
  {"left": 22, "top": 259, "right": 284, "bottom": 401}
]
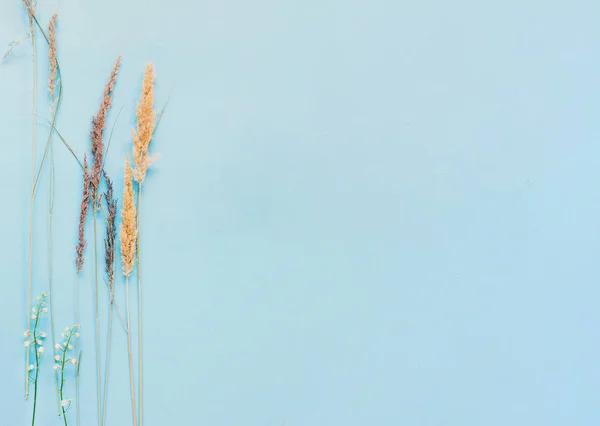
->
[
  {"left": 25, "top": 292, "right": 49, "bottom": 426},
  {"left": 54, "top": 325, "right": 81, "bottom": 426}
]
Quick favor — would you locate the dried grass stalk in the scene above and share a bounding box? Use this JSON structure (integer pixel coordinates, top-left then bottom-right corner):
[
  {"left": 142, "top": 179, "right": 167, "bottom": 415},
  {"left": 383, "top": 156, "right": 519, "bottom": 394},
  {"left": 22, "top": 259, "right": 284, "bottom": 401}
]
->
[
  {"left": 121, "top": 156, "right": 138, "bottom": 426},
  {"left": 48, "top": 13, "right": 58, "bottom": 105},
  {"left": 120, "top": 159, "right": 137, "bottom": 277},
  {"left": 76, "top": 156, "right": 91, "bottom": 272},
  {"left": 103, "top": 171, "right": 117, "bottom": 288},
  {"left": 90, "top": 56, "right": 121, "bottom": 195},
  {"left": 132, "top": 63, "right": 156, "bottom": 184},
  {"left": 23, "top": 0, "right": 37, "bottom": 400}
]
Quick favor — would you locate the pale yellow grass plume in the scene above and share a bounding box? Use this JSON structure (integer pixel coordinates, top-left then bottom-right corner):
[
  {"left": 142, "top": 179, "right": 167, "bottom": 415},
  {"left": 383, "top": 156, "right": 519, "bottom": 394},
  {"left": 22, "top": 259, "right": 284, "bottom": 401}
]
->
[
  {"left": 120, "top": 158, "right": 137, "bottom": 276},
  {"left": 132, "top": 63, "right": 157, "bottom": 184}
]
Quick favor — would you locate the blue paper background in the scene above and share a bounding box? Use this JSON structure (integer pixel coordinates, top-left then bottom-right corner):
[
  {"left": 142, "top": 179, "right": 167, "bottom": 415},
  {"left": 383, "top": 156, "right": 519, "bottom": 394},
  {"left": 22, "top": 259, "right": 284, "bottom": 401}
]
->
[{"left": 1, "top": 0, "right": 600, "bottom": 425}]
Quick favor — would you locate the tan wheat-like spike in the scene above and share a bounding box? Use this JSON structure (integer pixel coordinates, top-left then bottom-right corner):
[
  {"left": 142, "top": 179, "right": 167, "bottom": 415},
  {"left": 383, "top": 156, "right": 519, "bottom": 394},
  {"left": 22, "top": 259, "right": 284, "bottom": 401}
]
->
[
  {"left": 48, "top": 13, "right": 58, "bottom": 105},
  {"left": 132, "top": 63, "right": 156, "bottom": 184},
  {"left": 120, "top": 158, "right": 137, "bottom": 277}
]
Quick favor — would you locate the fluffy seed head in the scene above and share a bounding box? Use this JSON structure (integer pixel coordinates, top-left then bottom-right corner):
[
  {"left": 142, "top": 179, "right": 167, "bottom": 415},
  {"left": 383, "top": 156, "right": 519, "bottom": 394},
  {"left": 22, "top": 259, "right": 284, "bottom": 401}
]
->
[
  {"left": 120, "top": 158, "right": 137, "bottom": 277},
  {"left": 132, "top": 63, "right": 156, "bottom": 184},
  {"left": 90, "top": 55, "right": 121, "bottom": 195},
  {"left": 103, "top": 171, "right": 117, "bottom": 289},
  {"left": 75, "top": 154, "right": 91, "bottom": 272},
  {"left": 48, "top": 14, "right": 58, "bottom": 106}
]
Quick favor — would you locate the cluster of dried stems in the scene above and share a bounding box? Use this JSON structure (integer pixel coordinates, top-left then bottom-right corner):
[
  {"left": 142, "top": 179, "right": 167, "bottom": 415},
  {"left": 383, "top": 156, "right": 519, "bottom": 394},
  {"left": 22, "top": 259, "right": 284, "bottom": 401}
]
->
[{"left": 14, "top": 4, "right": 163, "bottom": 426}]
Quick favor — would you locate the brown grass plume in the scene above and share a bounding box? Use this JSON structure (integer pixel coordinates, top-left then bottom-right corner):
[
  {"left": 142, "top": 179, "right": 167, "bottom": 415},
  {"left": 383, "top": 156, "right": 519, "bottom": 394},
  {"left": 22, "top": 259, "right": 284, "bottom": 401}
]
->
[
  {"left": 76, "top": 154, "right": 91, "bottom": 272},
  {"left": 90, "top": 55, "right": 121, "bottom": 195}
]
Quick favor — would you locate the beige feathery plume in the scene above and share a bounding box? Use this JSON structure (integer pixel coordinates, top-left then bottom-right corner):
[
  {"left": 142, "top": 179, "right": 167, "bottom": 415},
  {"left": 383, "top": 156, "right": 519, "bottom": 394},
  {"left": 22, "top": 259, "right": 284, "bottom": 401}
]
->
[
  {"left": 120, "top": 158, "right": 137, "bottom": 276},
  {"left": 48, "top": 13, "right": 58, "bottom": 104},
  {"left": 132, "top": 63, "right": 157, "bottom": 184}
]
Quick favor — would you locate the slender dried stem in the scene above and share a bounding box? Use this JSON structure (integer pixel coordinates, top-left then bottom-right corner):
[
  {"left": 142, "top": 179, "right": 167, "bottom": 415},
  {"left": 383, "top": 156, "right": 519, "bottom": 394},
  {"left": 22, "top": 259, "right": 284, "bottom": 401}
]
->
[
  {"left": 126, "top": 276, "right": 137, "bottom": 426},
  {"left": 102, "top": 301, "right": 113, "bottom": 426},
  {"left": 76, "top": 351, "right": 82, "bottom": 426},
  {"left": 137, "top": 184, "right": 143, "bottom": 426},
  {"left": 24, "top": 0, "right": 37, "bottom": 399},
  {"left": 47, "top": 13, "right": 62, "bottom": 415},
  {"left": 121, "top": 159, "right": 138, "bottom": 426},
  {"left": 74, "top": 274, "right": 80, "bottom": 425},
  {"left": 93, "top": 206, "right": 101, "bottom": 426},
  {"left": 48, "top": 126, "right": 61, "bottom": 417},
  {"left": 88, "top": 56, "right": 120, "bottom": 426}
]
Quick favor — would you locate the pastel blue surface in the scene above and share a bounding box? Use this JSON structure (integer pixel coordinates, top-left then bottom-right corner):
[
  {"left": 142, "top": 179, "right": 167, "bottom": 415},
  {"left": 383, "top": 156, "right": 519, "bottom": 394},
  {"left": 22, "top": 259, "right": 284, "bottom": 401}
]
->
[{"left": 1, "top": 0, "right": 600, "bottom": 425}]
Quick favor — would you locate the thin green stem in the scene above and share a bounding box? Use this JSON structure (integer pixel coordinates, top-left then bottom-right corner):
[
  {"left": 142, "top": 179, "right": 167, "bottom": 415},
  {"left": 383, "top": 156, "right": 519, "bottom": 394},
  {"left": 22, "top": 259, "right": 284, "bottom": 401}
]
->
[
  {"left": 31, "top": 337, "right": 39, "bottom": 426},
  {"left": 137, "top": 184, "right": 143, "bottom": 426},
  {"left": 59, "top": 328, "right": 75, "bottom": 426},
  {"left": 76, "top": 351, "right": 82, "bottom": 426},
  {"left": 30, "top": 304, "right": 42, "bottom": 425}
]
